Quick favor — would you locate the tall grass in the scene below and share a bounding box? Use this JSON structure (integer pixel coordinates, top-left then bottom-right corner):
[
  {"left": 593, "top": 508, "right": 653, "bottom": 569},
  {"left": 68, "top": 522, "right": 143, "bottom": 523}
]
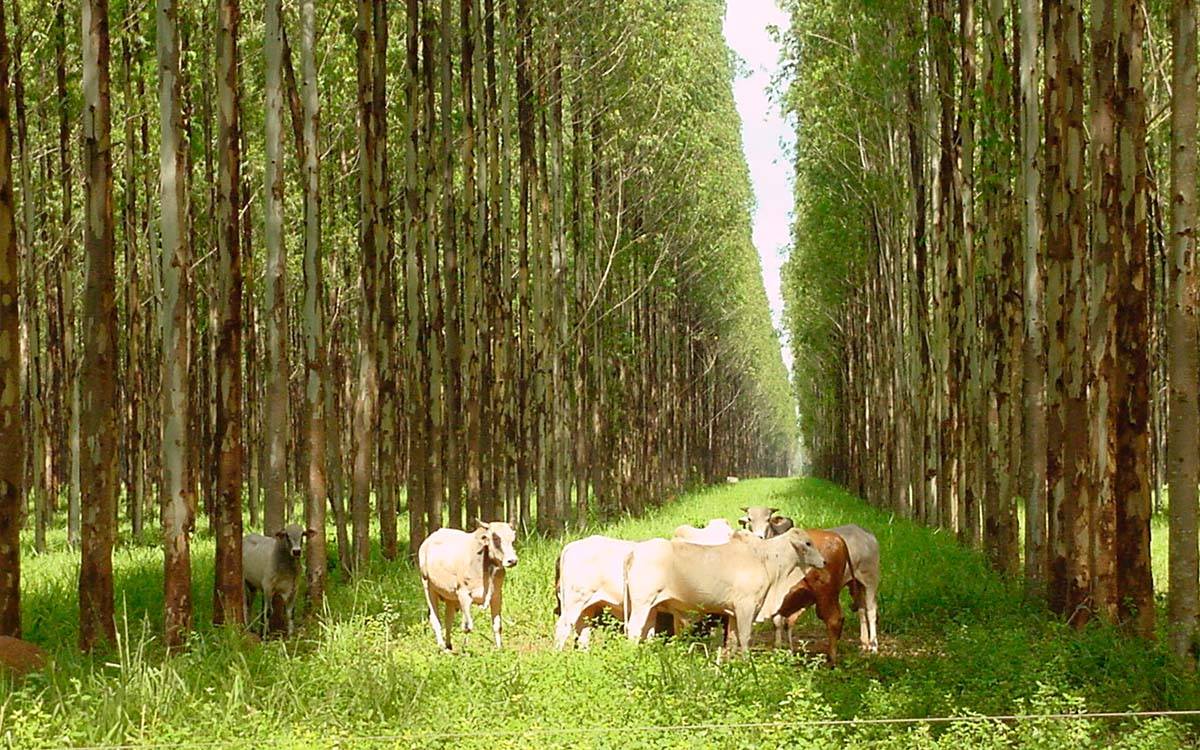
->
[{"left": 2, "top": 478, "right": 1195, "bottom": 749}]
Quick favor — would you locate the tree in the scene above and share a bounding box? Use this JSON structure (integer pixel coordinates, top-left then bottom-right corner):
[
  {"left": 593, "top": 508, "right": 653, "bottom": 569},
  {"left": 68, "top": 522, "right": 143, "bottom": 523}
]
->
[
  {"left": 1043, "top": 0, "right": 1090, "bottom": 624},
  {"left": 0, "top": 0, "right": 21, "bottom": 641},
  {"left": 79, "top": 0, "right": 119, "bottom": 651},
  {"left": 300, "top": 0, "right": 328, "bottom": 608},
  {"left": 212, "top": 0, "right": 245, "bottom": 628},
  {"left": 262, "top": 0, "right": 288, "bottom": 537},
  {"left": 157, "top": 0, "right": 193, "bottom": 650},
  {"left": 1168, "top": 0, "right": 1200, "bottom": 667},
  {"left": 1020, "top": 0, "right": 1048, "bottom": 598},
  {"left": 350, "top": 0, "right": 381, "bottom": 573}
]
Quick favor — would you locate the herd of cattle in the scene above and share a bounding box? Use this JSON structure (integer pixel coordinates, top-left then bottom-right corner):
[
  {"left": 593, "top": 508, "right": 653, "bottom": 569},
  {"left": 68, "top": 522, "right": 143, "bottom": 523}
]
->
[{"left": 412, "top": 506, "right": 881, "bottom": 663}]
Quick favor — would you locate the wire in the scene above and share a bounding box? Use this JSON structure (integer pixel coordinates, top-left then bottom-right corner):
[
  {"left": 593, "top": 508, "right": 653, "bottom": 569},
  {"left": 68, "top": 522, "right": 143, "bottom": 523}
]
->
[{"left": 52, "top": 709, "right": 1200, "bottom": 750}]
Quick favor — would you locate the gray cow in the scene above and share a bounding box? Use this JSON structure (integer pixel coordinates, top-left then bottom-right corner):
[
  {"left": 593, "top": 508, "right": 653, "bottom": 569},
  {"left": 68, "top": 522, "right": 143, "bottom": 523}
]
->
[{"left": 243, "top": 523, "right": 313, "bottom": 637}]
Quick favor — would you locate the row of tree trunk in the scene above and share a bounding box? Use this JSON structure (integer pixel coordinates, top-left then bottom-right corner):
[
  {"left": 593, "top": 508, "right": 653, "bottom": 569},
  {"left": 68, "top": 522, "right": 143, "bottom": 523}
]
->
[
  {"left": 782, "top": 0, "right": 1197, "bottom": 666},
  {"left": 0, "top": 0, "right": 794, "bottom": 650}
]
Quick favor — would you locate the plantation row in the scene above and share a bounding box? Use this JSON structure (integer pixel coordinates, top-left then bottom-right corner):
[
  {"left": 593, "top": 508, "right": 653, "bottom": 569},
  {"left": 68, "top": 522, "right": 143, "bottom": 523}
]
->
[{"left": 3, "top": 479, "right": 1195, "bottom": 749}]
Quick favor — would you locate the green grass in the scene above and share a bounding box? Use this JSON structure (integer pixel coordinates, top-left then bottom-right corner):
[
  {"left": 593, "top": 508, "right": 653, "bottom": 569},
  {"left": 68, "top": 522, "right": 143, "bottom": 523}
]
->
[{"left": 2, "top": 478, "right": 1197, "bottom": 749}]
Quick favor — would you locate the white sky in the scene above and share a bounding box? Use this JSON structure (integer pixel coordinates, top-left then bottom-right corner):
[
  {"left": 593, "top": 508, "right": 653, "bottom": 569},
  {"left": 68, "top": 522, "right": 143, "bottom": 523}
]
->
[{"left": 722, "top": 1, "right": 795, "bottom": 373}]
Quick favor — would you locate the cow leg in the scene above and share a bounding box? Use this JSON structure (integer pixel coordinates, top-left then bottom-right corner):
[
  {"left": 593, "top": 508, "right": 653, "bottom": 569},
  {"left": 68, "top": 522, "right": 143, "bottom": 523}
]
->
[
  {"left": 553, "top": 607, "right": 578, "bottom": 650},
  {"left": 456, "top": 589, "right": 475, "bottom": 634},
  {"left": 261, "top": 586, "right": 275, "bottom": 638},
  {"left": 625, "top": 605, "right": 651, "bottom": 643},
  {"left": 733, "top": 605, "right": 755, "bottom": 656},
  {"left": 814, "top": 596, "right": 843, "bottom": 666},
  {"left": 488, "top": 583, "right": 504, "bottom": 648},
  {"left": 443, "top": 599, "right": 459, "bottom": 651},
  {"left": 772, "top": 614, "right": 786, "bottom": 649},
  {"left": 243, "top": 584, "right": 254, "bottom": 632},
  {"left": 865, "top": 588, "right": 879, "bottom": 652},
  {"left": 422, "top": 579, "right": 450, "bottom": 651}
]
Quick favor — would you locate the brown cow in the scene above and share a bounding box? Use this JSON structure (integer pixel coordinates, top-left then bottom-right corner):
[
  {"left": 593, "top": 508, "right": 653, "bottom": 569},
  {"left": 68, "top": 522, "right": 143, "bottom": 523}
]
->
[{"left": 772, "top": 528, "right": 851, "bottom": 665}]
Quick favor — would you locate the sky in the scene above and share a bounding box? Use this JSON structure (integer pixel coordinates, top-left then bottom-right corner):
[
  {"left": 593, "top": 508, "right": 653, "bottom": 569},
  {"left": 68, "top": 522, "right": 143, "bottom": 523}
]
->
[{"left": 721, "top": 1, "right": 795, "bottom": 373}]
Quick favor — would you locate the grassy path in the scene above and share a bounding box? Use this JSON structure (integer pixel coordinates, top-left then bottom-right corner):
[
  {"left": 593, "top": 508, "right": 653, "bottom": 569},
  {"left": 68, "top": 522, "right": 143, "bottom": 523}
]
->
[{"left": 2, "top": 478, "right": 1195, "bottom": 749}]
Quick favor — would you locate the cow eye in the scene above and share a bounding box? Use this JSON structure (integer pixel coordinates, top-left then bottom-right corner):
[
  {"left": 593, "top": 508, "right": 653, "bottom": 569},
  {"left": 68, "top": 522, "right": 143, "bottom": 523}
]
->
[{"left": 493, "top": 533, "right": 501, "bottom": 547}]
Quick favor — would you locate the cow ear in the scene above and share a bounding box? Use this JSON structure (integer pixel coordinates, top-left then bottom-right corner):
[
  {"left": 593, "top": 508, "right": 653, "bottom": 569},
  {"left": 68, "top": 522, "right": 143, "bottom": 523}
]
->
[
  {"left": 305, "top": 529, "right": 317, "bottom": 538},
  {"left": 770, "top": 515, "right": 785, "bottom": 524},
  {"left": 740, "top": 506, "right": 748, "bottom": 513},
  {"left": 274, "top": 530, "right": 288, "bottom": 539},
  {"left": 738, "top": 517, "right": 749, "bottom": 527}
]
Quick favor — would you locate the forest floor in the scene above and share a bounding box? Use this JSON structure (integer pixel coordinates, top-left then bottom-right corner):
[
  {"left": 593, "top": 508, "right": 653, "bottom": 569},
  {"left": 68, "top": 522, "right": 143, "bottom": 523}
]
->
[{"left": 3, "top": 478, "right": 1198, "bottom": 749}]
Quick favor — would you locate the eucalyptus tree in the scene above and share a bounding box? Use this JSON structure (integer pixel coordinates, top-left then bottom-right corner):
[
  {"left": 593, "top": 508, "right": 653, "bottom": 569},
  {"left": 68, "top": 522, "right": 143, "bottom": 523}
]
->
[
  {"left": 212, "top": 0, "right": 245, "bottom": 627},
  {"left": 157, "top": 0, "right": 193, "bottom": 649},
  {"left": 1168, "top": 0, "right": 1200, "bottom": 668},
  {"left": 0, "top": 0, "right": 21, "bottom": 641},
  {"left": 79, "top": 0, "right": 119, "bottom": 651},
  {"left": 300, "top": 0, "right": 328, "bottom": 607}
]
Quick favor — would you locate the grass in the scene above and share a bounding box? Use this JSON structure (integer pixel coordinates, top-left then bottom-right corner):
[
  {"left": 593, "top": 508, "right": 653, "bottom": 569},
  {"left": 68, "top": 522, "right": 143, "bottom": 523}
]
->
[{"left": 2, "top": 478, "right": 1197, "bottom": 749}]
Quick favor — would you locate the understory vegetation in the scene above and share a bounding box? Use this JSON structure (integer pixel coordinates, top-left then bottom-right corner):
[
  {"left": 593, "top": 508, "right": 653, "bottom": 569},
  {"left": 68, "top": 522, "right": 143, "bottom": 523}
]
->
[{"left": 2, "top": 478, "right": 1195, "bottom": 749}]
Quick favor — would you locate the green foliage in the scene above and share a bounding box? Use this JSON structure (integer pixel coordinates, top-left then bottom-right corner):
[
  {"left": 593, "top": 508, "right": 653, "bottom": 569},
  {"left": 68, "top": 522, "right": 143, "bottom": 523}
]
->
[{"left": 5, "top": 479, "right": 1196, "bottom": 749}]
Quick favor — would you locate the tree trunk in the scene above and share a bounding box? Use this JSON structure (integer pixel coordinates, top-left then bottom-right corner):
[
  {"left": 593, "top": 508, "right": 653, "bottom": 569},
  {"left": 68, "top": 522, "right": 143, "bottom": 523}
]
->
[
  {"left": 299, "top": 0, "right": 328, "bottom": 607},
  {"left": 0, "top": 0, "right": 22, "bottom": 640},
  {"left": 262, "top": 0, "right": 288, "bottom": 537},
  {"left": 157, "top": 0, "right": 193, "bottom": 650},
  {"left": 1043, "top": 0, "right": 1090, "bottom": 624},
  {"left": 351, "top": 0, "right": 379, "bottom": 572},
  {"left": 1089, "top": 0, "right": 1121, "bottom": 622},
  {"left": 212, "top": 0, "right": 245, "bottom": 628},
  {"left": 1020, "top": 0, "right": 1048, "bottom": 596},
  {"left": 1168, "top": 0, "right": 1199, "bottom": 667},
  {"left": 1112, "top": 0, "right": 1153, "bottom": 639},
  {"left": 79, "top": 0, "right": 119, "bottom": 651}
]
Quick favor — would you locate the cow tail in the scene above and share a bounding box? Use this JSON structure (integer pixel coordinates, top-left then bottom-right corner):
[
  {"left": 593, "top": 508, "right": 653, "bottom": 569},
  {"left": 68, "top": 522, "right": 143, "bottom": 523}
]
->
[
  {"left": 622, "top": 550, "right": 634, "bottom": 635},
  {"left": 553, "top": 552, "right": 562, "bottom": 617}
]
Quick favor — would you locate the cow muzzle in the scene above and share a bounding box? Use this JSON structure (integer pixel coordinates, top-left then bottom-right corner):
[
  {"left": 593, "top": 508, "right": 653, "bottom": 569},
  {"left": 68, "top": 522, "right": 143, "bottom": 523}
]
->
[{"left": 503, "top": 555, "right": 519, "bottom": 568}]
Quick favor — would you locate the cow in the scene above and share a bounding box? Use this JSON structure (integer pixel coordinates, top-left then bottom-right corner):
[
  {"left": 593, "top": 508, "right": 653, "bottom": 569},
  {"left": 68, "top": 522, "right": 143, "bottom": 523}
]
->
[
  {"left": 672, "top": 518, "right": 735, "bottom": 545},
  {"left": 623, "top": 528, "right": 826, "bottom": 656},
  {"left": 418, "top": 521, "right": 519, "bottom": 651},
  {"left": 242, "top": 523, "right": 314, "bottom": 637},
  {"left": 743, "top": 508, "right": 882, "bottom": 654},
  {"left": 738, "top": 506, "right": 794, "bottom": 539},
  {"left": 771, "top": 528, "right": 852, "bottom": 665},
  {"left": 829, "top": 524, "right": 881, "bottom": 653},
  {"left": 553, "top": 535, "right": 637, "bottom": 650}
]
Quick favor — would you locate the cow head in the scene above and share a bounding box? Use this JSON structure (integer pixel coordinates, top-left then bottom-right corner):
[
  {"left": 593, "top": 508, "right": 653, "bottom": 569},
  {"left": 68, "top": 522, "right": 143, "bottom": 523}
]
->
[
  {"left": 476, "top": 520, "right": 519, "bottom": 568},
  {"left": 783, "top": 527, "right": 825, "bottom": 569},
  {"left": 739, "top": 506, "right": 782, "bottom": 538},
  {"left": 274, "top": 523, "right": 312, "bottom": 559}
]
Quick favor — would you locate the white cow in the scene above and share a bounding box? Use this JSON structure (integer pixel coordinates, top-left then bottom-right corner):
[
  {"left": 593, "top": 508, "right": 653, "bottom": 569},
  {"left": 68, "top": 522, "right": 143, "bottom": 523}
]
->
[
  {"left": 418, "top": 521, "right": 519, "bottom": 651},
  {"left": 623, "top": 529, "right": 826, "bottom": 655},
  {"left": 553, "top": 535, "right": 637, "bottom": 649},
  {"left": 829, "top": 524, "right": 881, "bottom": 652},
  {"left": 672, "top": 518, "right": 735, "bottom": 545}
]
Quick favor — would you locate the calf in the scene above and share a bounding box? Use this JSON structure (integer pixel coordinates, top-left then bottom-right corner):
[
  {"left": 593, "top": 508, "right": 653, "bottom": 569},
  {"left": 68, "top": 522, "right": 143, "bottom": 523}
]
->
[
  {"left": 418, "top": 521, "right": 519, "bottom": 651},
  {"left": 243, "top": 523, "right": 313, "bottom": 637},
  {"left": 771, "top": 528, "right": 851, "bottom": 665}
]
